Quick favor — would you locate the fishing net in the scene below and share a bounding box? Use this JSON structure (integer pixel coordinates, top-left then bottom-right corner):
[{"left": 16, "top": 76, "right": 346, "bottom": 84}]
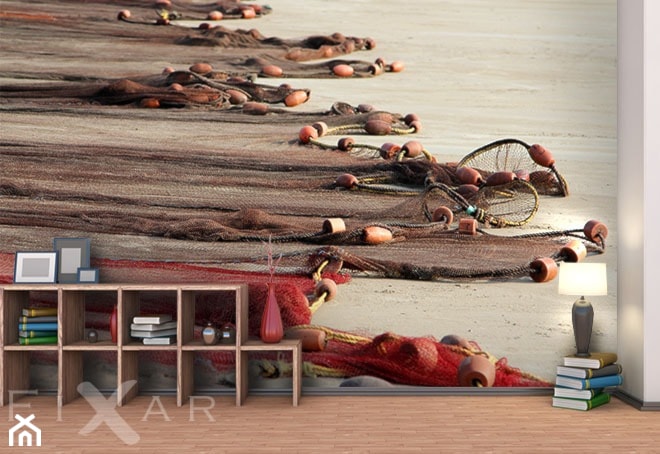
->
[{"left": 0, "top": 0, "right": 604, "bottom": 388}]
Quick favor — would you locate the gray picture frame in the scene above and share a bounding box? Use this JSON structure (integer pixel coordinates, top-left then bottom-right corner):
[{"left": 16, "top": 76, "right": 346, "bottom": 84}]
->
[
  {"left": 14, "top": 251, "right": 58, "bottom": 284},
  {"left": 53, "top": 238, "right": 91, "bottom": 283},
  {"left": 77, "top": 267, "right": 100, "bottom": 284}
]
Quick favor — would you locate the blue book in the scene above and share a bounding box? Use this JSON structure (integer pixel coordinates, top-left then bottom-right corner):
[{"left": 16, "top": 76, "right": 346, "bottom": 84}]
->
[
  {"left": 555, "top": 373, "right": 623, "bottom": 390},
  {"left": 18, "top": 322, "right": 58, "bottom": 331}
]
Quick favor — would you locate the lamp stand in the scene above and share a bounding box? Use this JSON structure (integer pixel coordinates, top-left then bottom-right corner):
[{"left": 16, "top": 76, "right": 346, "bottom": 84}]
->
[{"left": 572, "top": 296, "right": 594, "bottom": 357}]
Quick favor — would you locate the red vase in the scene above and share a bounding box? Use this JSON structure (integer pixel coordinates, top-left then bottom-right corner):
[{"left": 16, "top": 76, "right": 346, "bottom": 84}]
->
[
  {"left": 260, "top": 284, "right": 283, "bottom": 343},
  {"left": 110, "top": 304, "right": 118, "bottom": 343}
]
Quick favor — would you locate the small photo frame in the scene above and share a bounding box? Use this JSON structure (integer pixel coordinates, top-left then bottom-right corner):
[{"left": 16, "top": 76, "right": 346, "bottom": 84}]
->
[
  {"left": 77, "top": 267, "right": 100, "bottom": 284},
  {"left": 14, "top": 251, "right": 58, "bottom": 284},
  {"left": 54, "top": 238, "right": 91, "bottom": 284}
]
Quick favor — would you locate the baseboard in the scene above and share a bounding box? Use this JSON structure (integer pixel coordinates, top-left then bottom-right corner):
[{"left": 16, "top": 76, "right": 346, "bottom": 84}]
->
[
  {"left": 299, "top": 386, "right": 554, "bottom": 396},
  {"left": 613, "top": 389, "right": 660, "bottom": 411}
]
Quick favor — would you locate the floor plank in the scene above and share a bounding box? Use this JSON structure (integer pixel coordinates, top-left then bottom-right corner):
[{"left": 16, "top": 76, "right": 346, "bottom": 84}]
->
[{"left": 1, "top": 395, "right": 658, "bottom": 452}]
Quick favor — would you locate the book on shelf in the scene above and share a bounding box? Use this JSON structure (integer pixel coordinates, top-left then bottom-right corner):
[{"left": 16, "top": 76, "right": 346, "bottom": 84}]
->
[
  {"left": 552, "top": 392, "right": 611, "bottom": 411},
  {"left": 143, "top": 336, "right": 176, "bottom": 345},
  {"left": 130, "top": 328, "right": 177, "bottom": 338},
  {"left": 22, "top": 307, "right": 58, "bottom": 317},
  {"left": 556, "top": 363, "right": 622, "bottom": 379},
  {"left": 130, "top": 320, "right": 177, "bottom": 332},
  {"left": 132, "top": 314, "right": 173, "bottom": 325},
  {"left": 563, "top": 352, "right": 617, "bottom": 369},
  {"left": 18, "top": 336, "right": 58, "bottom": 345},
  {"left": 19, "top": 330, "right": 58, "bottom": 338},
  {"left": 553, "top": 386, "right": 605, "bottom": 400},
  {"left": 18, "top": 322, "right": 58, "bottom": 331},
  {"left": 17, "top": 315, "right": 58, "bottom": 323},
  {"left": 555, "top": 373, "right": 623, "bottom": 390}
]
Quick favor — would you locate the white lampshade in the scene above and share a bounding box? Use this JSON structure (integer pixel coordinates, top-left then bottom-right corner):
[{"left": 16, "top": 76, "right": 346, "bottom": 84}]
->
[{"left": 558, "top": 262, "right": 607, "bottom": 296}]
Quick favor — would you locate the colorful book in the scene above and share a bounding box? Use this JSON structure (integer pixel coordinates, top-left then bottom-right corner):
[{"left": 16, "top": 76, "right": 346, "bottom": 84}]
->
[
  {"left": 18, "top": 315, "right": 57, "bottom": 323},
  {"left": 563, "top": 352, "right": 617, "bottom": 369},
  {"left": 143, "top": 336, "right": 176, "bottom": 345},
  {"left": 130, "top": 320, "right": 177, "bottom": 332},
  {"left": 132, "top": 314, "right": 172, "bottom": 325},
  {"left": 553, "top": 387, "right": 604, "bottom": 400},
  {"left": 130, "top": 328, "right": 177, "bottom": 338},
  {"left": 556, "top": 363, "right": 622, "bottom": 379},
  {"left": 18, "top": 336, "right": 58, "bottom": 345},
  {"left": 552, "top": 392, "right": 611, "bottom": 411},
  {"left": 19, "top": 330, "right": 58, "bottom": 338},
  {"left": 555, "top": 374, "right": 623, "bottom": 390},
  {"left": 22, "top": 307, "right": 58, "bottom": 317},
  {"left": 18, "top": 322, "right": 58, "bottom": 331}
]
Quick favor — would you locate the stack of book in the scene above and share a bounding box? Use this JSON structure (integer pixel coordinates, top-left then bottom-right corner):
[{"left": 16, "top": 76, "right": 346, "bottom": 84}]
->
[
  {"left": 18, "top": 307, "right": 58, "bottom": 345},
  {"left": 130, "top": 314, "right": 176, "bottom": 345},
  {"left": 552, "top": 352, "right": 622, "bottom": 411}
]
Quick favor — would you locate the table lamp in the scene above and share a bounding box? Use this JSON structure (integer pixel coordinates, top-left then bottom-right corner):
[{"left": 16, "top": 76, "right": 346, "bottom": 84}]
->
[{"left": 558, "top": 262, "right": 607, "bottom": 357}]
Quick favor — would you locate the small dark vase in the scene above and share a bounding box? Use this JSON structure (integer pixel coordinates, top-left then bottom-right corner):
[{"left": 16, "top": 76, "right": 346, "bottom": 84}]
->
[
  {"left": 260, "top": 284, "right": 283, "bottom": 343},
  {"left": 110, "top": 305, "right": 118, "bottom": 343}
]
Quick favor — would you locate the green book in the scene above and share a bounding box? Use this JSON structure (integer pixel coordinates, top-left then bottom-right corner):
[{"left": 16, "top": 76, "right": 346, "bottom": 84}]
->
[
  {"left": 552, "top": 392, "right": 611, "bottom": 411},
  {"left": 19, "top": 330, "right": 58, "bottom": 338},
  {"left": 18, "top": 336, "right": 58, "bottom": 345}
]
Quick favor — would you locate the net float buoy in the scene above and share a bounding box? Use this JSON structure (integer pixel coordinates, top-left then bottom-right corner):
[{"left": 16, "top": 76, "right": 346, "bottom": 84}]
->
[
  {"left": 529, "top": 257, "right": 558, "bottom": 282},
  {"left": 528, "top": 144, "right": 556, "bottom": 168},
  {"left": 242, "top": 102, "right": 269, "bottom": 115},
  {"left": 198, "top": 22, "right": 212, "bottom": 30},
  {"left": 388, "top": 61, "right": 405, "bottom": 72},
  {"left": 312, "top": 121, "right": 328, "bottom": 137},
  {"left": 357, "top": 104, "right": 375, "bottom": 113},
  {"left": 284, "top": 90, "right": 308, "bottom": 107},
  {"left": 261, "top": 64, "right": 283, "bottom": 77},
  {"left": 285, "top": 328, "right": 327, "bottom": 352},
  {"left": 365, "top": 38, "right": 377, "bottom": 49},
  {"left": 298, "top": 125, "right": 318, "bottom": 144},
  {"left": 337, "top": 137, "right": 355, "bottom": 151},
  {"left": 404, "top": 113, "right": 420, "bottom": 125},
  {"left": 241, "top": 7, "right": 256, "bottom": 19},
  {"left": 440, "top": 334, "right": 471, "bottom": 350},
  {"left": 409, "top": 120, "right": 422, "bottom": 133},
  {"left": 362, "top": 226, "right": 393, "bottom": 245},
  {"left": 379, "top": 143, "right": 401, "bottom": 160},
  {"left": 560, "top": 239, "right": 587, "bottom": 262},
  {"left": 315, "top": 278, "right": 338, "bottom": 301},
  {"left": 457, "top": 355, "right": 496, "bottom": 387},
  {"left": 366, "top": 112, "right": 393, "bottom": 123},
  {"left": 458, "top": 218, "right": 477, "bottom": 235},
  {"left": 162, "top": 66, "right": 175, "bottom": 75},
  {"left": 169, "top": 83, "right": 183, "bottom": 91},
  {"left": 398, "top": 337, "right": 438, "bottom": 374},
  {"left": 583, "top": 220, "right": 608, "bottom": 244},
  {"left": 117, "top": 9, "right": 131, "bottom": 20},
  {"left": 456, "top": 167, "right": 483, "bottom": 185},
  {"left": 207, "top": 10, "right": 223, "bottom": 20},
  {"left": 226, "top": 89, "right": 248, "bottom": 105},
  {"left": 189, "top": 62, "right": 212, "bottom": 75},
  {"left": 335, "top": 173, "right": 358, "bottom": 189},
  {"left": 369, "top": 64, "right": 383, "bottom": 75},
  {"left": 364, "top": 119, "right": 392, "bottom": 136},
  {"left": 322, "top": 218, "right": 346, "bottom": 234},
  {"left": 401, "top": 141, "right": 424, "bottom": 158},
  {"left": 485, "top": 171, "right": 516, "bottom": 186},
  {"left": 432, "top": 206, "right": 454, "bottom": 224},
  {"left": 332, "top": 64, "right": 354, "bottom": 77},
  {"left": 139, "top": 98, "right": 160, "bottom": 108},
  {"left": 249, "top": 4, "right": 263, "bottom": 14}
]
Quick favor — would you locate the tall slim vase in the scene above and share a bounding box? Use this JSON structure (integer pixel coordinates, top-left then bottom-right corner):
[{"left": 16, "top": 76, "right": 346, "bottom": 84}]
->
[
  {"left": 110, "top": 304, "right": 118, "bottom": 343},
  {"left": 260, "top": 284, "right": 283, "bottom": 343}
]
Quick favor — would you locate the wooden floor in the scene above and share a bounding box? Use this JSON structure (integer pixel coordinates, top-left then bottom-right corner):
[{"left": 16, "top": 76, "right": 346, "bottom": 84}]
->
[{"left": 1, "top": 394, "right": 658, "bottom": 453}]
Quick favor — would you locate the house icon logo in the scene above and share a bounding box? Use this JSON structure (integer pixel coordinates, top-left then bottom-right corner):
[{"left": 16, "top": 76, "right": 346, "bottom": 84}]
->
[{"left": 8, "top": 413, "right": 42, "bottom": 447}]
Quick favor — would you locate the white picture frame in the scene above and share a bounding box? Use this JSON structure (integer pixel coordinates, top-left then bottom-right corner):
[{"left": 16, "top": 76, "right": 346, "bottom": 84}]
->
[{"left": 14, "top": 252, "right": 58, "bottom": 284}]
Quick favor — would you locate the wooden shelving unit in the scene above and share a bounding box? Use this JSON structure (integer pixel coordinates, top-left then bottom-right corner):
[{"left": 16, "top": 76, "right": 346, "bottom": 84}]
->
[{"left": 0, "top": 283, "right": 302, "bottom": 407}]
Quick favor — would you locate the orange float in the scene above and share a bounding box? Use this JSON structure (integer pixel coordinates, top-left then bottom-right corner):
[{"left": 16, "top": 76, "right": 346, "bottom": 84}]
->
[
  {"left": 362, "top": 226, "right": 393, "bottom": 245},
  {"left": 432, "top": 206, "right": 454, "bottom": 224},
  {"left": 335, "top": 174, "right": 358, "bottom": 189},
  {"left": 298, "top": 125, "right": 318, "bottom": 144},
  {"left": 528, "top": 143, "right": 556, "bottom": 168},
  {"left": 560, "top": 239, "right": 587, "bottom": 262},
  {"left": 529, "top": 257, "right": 558, "bottom": 282},
  {"left": 457, "top": 355, "right": 496, "bottom": 387},
  {"left": 583, "top": 220, "right": 608, "bottom": 244}
]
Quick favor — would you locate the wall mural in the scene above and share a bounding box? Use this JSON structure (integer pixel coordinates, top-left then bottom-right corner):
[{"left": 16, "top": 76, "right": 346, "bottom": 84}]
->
[{"left": 0, "top": 0, "right": 617, "bottom": 393}]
